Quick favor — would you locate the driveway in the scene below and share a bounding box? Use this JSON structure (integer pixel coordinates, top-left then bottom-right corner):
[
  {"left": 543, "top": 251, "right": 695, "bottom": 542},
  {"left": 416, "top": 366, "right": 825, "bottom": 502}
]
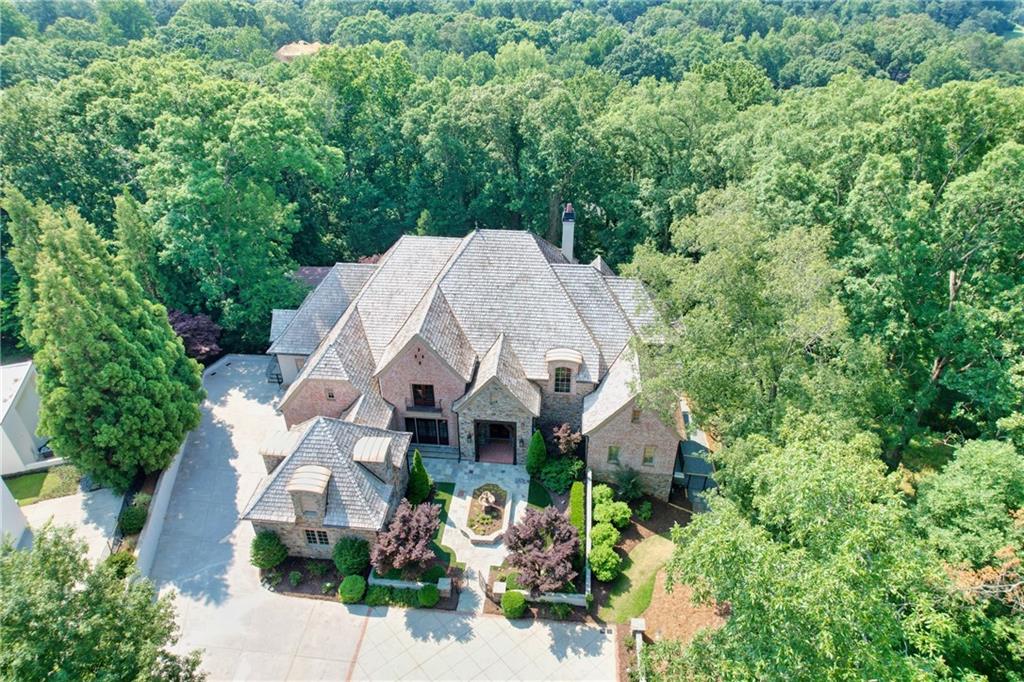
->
[
  {"left": 151, "top": 355, "right": 615, "bottom": 681},
  {"left": 22, "top": 487, "right": 122, "bottom": 564}
]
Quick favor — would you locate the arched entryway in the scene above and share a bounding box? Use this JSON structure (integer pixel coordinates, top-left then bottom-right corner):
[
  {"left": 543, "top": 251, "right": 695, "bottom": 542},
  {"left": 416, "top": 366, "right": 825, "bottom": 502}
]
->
[{"left": 474, "top": 420, "right": 516, "bottom": 464}]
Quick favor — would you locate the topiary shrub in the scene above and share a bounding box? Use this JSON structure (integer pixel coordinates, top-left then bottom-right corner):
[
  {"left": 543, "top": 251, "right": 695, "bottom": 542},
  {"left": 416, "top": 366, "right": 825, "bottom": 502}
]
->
[
  {"left": 365, "top": 585, "right": 392, "bottom": 606},
  {"left": 104, "top": 551, "right": 137, "bottom": 579},
  {"left": 418, "top": 584, "right": 441, "bottom": 608},
  {"left": 118, "top": 505, "right": 148, "bottom": 535},
  {"left": 501, "top": 590, "right": 527, "bottom": 618},
  {"left": 526, "top": 429, "right": 547, "bottom": 477},
  {"left": 569, "top": 481, "right": 585, "bottom": 539},
  {"left": 591, "top": 522, "right": 620, "bottom": 549},
  {"left": 594, "top": 500, "right": 632, "bottom": 528},
  {"left": 333, "top": 536, "right": 370, "bottom": 575},
  {"left": 589, "top": 544, "right": 622, "bottom": 582},
  {"left": 250, "top": 530, "right": 288, "bottom": 569},
  {"left": 592, "top": 483, "right": 615, "bottom": 506},
  {"left": 406, "top": 449, "right": 432, "bottom": 504},
  {"left": 636, "top": 500, "right": 653, "bottom": 521},
  {"left": 338, "top": 574, "right": 366, "bottom": 604}
]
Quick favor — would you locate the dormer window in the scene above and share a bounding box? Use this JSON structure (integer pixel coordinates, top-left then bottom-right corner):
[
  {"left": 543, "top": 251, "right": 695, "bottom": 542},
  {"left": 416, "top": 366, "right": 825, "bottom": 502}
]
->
[{"left": 554, "top": 367, "right": 572, "bottom": 394}]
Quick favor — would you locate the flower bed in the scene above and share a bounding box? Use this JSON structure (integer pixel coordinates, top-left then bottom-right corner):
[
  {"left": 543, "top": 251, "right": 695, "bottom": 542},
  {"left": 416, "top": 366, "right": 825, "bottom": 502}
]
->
[{"left": 464, "top": 483, "right": 510, "bottom": 545}]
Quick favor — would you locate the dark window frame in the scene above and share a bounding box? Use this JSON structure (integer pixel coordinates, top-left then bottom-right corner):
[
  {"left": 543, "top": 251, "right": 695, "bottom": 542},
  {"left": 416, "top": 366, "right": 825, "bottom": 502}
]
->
[{"left": 411, "top": 384, "right": 436, "bottom": 407}]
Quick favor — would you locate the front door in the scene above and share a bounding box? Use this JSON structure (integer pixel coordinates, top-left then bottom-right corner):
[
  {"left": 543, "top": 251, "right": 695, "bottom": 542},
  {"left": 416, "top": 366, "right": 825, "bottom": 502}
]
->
[{"left": 475, "top": 420, "right": 516, "bottom": 464}]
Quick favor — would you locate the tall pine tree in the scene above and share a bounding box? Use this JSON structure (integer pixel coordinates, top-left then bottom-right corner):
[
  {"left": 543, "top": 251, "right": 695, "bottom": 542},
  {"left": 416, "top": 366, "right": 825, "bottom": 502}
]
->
[{"left": 7, "top": 198, "right": 203, "bottom": 490}]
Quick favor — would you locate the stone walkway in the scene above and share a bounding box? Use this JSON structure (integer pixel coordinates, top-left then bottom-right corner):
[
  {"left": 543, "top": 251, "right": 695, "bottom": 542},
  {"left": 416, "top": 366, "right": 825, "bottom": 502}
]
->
[{"left": 423, "top": 459, "right": 530, "bottom": 613}]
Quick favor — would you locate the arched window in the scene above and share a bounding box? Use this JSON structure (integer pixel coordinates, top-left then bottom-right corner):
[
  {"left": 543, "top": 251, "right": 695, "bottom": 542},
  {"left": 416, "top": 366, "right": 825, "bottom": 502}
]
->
[{"left": 554, "top": 366, "right": 572, "bottom": 393}]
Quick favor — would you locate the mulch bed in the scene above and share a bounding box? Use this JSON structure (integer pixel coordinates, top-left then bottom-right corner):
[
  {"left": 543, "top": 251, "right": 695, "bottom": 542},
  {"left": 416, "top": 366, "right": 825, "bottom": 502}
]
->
[
  {"left": 481, "top": 564, "right": 595, "bottom": 623},
  {"left": 264, "top": 557, "right": 464, "bottom": 610},
  {"left": 467, "top": 483, "right": 507, "bottom": 535}
]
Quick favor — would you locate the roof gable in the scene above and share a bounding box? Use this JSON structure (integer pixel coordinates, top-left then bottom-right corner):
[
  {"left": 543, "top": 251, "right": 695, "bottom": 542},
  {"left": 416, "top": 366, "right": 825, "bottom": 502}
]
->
[{"left": 454, "top": 334, "right": 541, "bottom": 416}]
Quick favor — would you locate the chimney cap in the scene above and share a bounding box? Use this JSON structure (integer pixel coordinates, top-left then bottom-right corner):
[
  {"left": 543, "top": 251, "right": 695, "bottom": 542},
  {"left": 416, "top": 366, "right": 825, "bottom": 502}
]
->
[{"left": 562, "top": 203, "right": 575, "bottom": 222}]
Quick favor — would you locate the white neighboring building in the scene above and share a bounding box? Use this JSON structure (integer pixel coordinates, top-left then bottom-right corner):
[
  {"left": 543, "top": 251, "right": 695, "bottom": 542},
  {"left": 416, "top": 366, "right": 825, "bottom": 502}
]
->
[
  {"left": 1, "top": 481, "right": 28, "bottom": 547},
  {"left": 1, "top": 361, "right": 49, "bottom": 476}
]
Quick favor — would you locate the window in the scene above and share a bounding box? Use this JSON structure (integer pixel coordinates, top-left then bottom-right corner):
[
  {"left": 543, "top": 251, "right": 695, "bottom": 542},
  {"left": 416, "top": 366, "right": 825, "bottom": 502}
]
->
[
  {"left": 405, "top": 418, "right": 449, "bottom": 446},
  {"left": 553, "top": 367, "right": 572, "bottom": 393},
  {"left": 411, "top": 384, "right": 435, "bottom": 407},
  {"left": 325, "top": 388, "right": 336, "bottom": 401},
  {"left": 642, "top": 446, "right": 656, "bottom": 467},
  {"left": 304, "top": 529, "right": 329, "bottom": 545},
  {"left": 631, "top": 408, "right": 641, "bottom": 423},
  {"left": 607, "top": 445, "right": 620, "bottom": 464}
]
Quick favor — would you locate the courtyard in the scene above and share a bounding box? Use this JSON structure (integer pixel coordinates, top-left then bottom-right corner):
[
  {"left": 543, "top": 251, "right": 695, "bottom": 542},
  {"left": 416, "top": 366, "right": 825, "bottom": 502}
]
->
[{"left": 150, "top": 355, "right": 615, "bottom": 681}]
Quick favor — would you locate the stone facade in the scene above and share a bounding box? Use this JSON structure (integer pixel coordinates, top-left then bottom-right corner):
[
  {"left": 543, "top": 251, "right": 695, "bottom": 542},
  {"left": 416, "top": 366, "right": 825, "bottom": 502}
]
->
[
  {"left": 454, "top": 381, "right": 535, "bottom": 464},
  {"left": 282, "top": 378, "right": 360, "bottom": 428},
  {"left": 253, "top": 520, "right": 376, "bottom": 560},
  {"left": 586, "top": 398, "right": 679, "bottom": 500},
  {"left": 538, "top": 381, "right": 595, "bottom": 440},
  {"left": 377, "top": 341, "right": 465, "bottom": 448}
]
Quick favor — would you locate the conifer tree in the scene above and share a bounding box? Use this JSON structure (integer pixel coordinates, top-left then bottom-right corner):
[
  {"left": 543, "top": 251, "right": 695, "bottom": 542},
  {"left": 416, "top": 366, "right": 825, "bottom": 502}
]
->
[
  {"left": 406, "top": 449, "right": 432, "bottom": 504},
  {"left": 10, "top": 200, "right": 203, "bottom": 490}
]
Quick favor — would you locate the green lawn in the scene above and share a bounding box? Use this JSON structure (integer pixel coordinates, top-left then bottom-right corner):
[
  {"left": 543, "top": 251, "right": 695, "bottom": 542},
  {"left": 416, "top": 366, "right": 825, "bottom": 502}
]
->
[
  {"left": 5, "top": 465, "right": 81, "bottom": 506},
  {"left": 597, "top": 534, "right": 675, "bottom": 624},
  {"left": 527, "top": 479, "right": 553, "bottom": 508},
  {"left": 430, "top": 482, "right": 464, "bottom": 569}
]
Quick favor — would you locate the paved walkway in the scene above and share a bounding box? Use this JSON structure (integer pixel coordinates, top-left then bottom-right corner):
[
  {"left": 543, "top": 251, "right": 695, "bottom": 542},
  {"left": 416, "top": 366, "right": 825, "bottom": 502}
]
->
[
  {"left": 424, "top": 459, "right": 531, "bottom": 613},
  {"left": 22, "top": 487, "right": 122, "bottom": 564},
  {"left": 150, "top": 355, "right": 615, "bottom": 681}
]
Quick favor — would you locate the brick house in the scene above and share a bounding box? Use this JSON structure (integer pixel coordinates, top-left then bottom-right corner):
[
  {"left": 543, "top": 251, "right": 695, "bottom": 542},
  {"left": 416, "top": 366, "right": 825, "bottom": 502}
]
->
[{"left": 260, "top": 207, "right": 691, "bottom": 520}]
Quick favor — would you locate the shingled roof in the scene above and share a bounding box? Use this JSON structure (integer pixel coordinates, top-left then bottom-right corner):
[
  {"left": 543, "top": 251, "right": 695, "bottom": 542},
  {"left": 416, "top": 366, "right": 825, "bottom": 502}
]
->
[
  {"left": 269, "top": 263, "right": 377, "bottom": 356},
  {"left": 241, "top": 417, "right": 410, "bottom": 530},
  {"left": 280, "top": 229, "right": 658, "bottom": 413},
  {"left": 582, "top": 347, "right": 640, "bottom": 434},
  {"left": 453, "top": 334, "right": 541, "bottom": 416}
]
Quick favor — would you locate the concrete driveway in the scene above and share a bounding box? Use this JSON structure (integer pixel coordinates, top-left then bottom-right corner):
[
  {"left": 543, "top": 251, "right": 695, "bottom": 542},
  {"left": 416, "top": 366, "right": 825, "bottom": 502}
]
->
[
  {"left": 22, "top": 487, "right": 122, "bottom": 564},
  {"left": 152, "top": 355, "right": 615, "bottom": 681}
]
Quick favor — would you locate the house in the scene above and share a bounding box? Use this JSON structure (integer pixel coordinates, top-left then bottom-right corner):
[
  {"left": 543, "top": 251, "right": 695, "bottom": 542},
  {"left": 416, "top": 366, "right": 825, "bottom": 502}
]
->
[
  {"left": 1, "top": 361, "right": 50, "bottom": 476},
  {"left": 265, "top": 207, "right": 687, "bottom": 504},
  {"left": 1, "top": 481, "right": 28, "bottom": 547},
  {"left": 273, "top": 40, "right": 323, "bottom": 63},
  {"left": 241, "top": 416, "right": 411, "bottom": 558}
]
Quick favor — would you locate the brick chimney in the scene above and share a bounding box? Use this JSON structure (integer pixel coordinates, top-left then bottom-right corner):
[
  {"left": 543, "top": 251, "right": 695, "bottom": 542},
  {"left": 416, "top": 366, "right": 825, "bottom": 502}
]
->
[{"left": 561, "top": 202, "right": 576, "bottom": 263}]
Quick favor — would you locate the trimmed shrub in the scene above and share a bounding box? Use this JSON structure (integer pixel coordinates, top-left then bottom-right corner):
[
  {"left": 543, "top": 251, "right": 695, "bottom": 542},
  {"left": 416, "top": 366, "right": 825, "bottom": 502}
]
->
[
  {"left": 549, "top": 602, "right": 573, "bottom": 620},
  {"left": 365, "top": 585, "right": 392, "bottom": 606},
  {"left": 406, "top": 449, "right": 432, "bottom": 504},
  {"left": 501, "top": 590, "right": 527, "bottom": 618},
  {"left": 250, "top": 530, "right": 288, "bottom": 569},
  {"left": 104, "top": 551, "right": 137, "bottom": 579},
  {"left": 288, "top": 570, "right": 302, "bottom": 587},
  {"left": 540, "top": 457, "right": 584, "bottom": 494},
  {"left": 592, "top": 483, "right": 615, "bottom": 506},
  {"left": 333, "top": 536, "right": 370, "bottom": 575},
  {"left": 636, "top": 500, "right": 653, "bottom": 521},
  {"left": 118, "top": 505, "right": 148, "bottom": 535},
  {"left": 338, "top": 575, "right": 366, "bottom": 604},
  {"left": 526, "top": 429, "right": 547, "bottom": 477},
  {"left": 418, "top": 584, "right": 440, "bottom": 608},
  {"left": 590, "top": 544, "right": 622, "bottom": 582},
  {"left": 615, "top": 467, "right": 645, "bottom": 502},
  {"left": 591, "top": 522, "right": 620, "bottom": 549},
  {"left": 594, "top": 501, "right": 632, "bottom": 528},
  {"left": 420, "top": 564, "right": 446, "bottom": 582},
  {"left": 568, "top": 481, "right": 585, "bottom": 539}
]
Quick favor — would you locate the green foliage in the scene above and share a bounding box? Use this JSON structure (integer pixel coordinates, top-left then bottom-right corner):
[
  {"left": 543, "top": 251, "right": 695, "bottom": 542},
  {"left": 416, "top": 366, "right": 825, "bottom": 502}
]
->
[
  {"left": 591, "top": 484, "right": 614, "bottom": 507},
  {"left": 590, "top": 522, "right": 620, "bottom": 549},
  {"left": 636, "top": 500, "right": 653, "bottom": 522},
  {"left": 614, "top": 468, "right": 645, "bottom": 502},
  {"left": 320, "top": 581, "right": 335, "bottom": 595},
  {"left": 500, "top": 590, "right": 527, "bottom": 618},
  {"left": 589, "top": 544, "right": 622, "bottom": 582},
  {"left": 250, "top": 530, "right": 287, "bottom": 570},
  {"left": 338, "top": 575, "right": 366, "bottom": 604},
  {"left": 539, "top": 457, "right": 583, "bottom": 494},
  {"left": 4, "top": 197, "right": 203, "bottom": 491},
  {"left": 406, "top": 449, "right": 432, "bottom": 504},
  {"left": 568, "top": 481, "right": 585, "bottom": 539},
  {"left": 103, "top": 551, "right": 137, "bottom": 580},
  {"left": 418, "top": 584, "right": 440, "bottom": 608},
  {"left": 548, "top": 602, "right": 573, "bottom": 620},
  {"left": 0, "top": 525, "right": 201, "bottom": 680},
  {"left": 364, "top": 585, "right": 418, "bottom": 608},
  {"left": 118, "top": 505, "right": 148, "bottom": 535},
  {"left": 593, "top": 501, "right": 631, "bottom": 529},
  {"left": 526, "top": 429, "right": 547, "bottom": 477},
  {"left": 420, "top": 564, "right": 446, "bottom": 583},
  {"left": 288, "top": 570, "right": 302, "bottom": 587},
  {"left": 914, "top": 440, "right": 1024, "bottom": 568},
  {"left": 5, "top": 465, "right": 80, "bottom": 506},
  {"left": 306, "top": 560, "right": 330, "bottom": 578},
  {"left": 332, "top": 536, "right": 370, "bottom": 576}
]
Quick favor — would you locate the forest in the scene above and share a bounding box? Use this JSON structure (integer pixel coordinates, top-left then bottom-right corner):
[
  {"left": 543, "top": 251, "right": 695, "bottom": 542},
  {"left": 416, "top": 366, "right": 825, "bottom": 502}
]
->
[{"left": 1, "top": 0, "right": 1023, "bottom": 680}]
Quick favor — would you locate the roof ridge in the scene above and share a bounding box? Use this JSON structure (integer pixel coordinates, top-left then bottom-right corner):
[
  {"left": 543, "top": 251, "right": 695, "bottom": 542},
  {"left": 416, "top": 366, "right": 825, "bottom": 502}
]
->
[{"left": 543, "top": 245, "right": 608, "bottom": 373}]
